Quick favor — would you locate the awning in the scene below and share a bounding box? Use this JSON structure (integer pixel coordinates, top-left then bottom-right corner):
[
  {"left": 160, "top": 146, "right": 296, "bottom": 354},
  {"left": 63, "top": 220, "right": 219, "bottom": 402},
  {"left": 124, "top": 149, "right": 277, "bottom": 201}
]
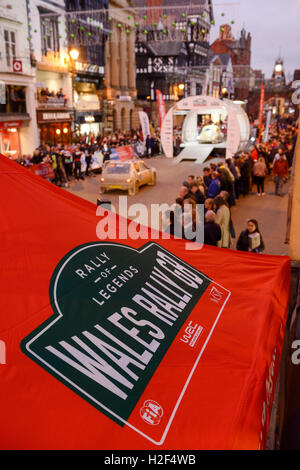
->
[{"left": 0, "top": 154, "right": 290, "bottom": 450}]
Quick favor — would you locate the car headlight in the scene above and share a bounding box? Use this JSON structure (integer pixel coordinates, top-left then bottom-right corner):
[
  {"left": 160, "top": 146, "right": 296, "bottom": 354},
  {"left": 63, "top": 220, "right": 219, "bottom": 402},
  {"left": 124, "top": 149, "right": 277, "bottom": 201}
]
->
[
  {"left": 100, "top": 177, "right": 105, "bottom": 182},
  {"left": 126, "top": 178, "right": 132, "bottom": 183}
]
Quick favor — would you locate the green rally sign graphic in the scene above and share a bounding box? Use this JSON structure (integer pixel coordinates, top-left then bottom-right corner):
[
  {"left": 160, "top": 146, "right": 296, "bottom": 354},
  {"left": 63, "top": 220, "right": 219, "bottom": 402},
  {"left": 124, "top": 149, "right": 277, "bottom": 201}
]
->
[{"left": 21, "top": 242, "right": 212, "bottom": 430}]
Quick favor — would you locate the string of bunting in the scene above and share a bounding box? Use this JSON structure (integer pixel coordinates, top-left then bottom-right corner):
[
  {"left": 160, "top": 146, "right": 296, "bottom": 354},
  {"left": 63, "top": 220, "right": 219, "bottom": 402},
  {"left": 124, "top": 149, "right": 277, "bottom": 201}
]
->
[{"left": 27, "top": 10, "right": 236, "bottom": 45}]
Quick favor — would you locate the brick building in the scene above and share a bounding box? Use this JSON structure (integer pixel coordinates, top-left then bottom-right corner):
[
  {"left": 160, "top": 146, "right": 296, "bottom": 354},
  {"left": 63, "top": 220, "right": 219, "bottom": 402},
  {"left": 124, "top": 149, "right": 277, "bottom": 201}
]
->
[{"left": 210, "top": 24, "right": 251, "bottom": 101}]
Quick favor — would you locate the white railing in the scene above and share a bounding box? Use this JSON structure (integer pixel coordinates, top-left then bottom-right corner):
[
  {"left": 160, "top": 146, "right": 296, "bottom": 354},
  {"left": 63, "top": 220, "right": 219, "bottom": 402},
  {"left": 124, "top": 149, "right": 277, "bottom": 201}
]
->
[{"left": 37, "top": 96, "right": 69, "bottom": 109}]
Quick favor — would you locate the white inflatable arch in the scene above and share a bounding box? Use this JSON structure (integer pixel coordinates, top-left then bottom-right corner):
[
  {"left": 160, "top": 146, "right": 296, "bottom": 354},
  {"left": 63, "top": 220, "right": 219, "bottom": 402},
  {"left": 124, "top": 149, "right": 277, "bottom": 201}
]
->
[{"left": 161, "top": 95, "right": 250, "bottom": 162}]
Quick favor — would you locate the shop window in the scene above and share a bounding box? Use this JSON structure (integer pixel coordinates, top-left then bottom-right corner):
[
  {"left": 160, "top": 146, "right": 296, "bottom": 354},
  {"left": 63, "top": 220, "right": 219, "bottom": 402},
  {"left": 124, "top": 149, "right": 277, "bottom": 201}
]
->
[
  {"left": 0, "top": 86, "right": 26, "bottom": 114},
  {"left": 4, "top": 30, "right": 16, "bottom": 67},
  {"left": 41, "top": 17, "right": 59, "bottom": 55},
  {"left": 0, "top": 128, "right": 20, "bottom": 160},
  {"left": 39, "top": 123, "right": 72, "bottom": 146}
]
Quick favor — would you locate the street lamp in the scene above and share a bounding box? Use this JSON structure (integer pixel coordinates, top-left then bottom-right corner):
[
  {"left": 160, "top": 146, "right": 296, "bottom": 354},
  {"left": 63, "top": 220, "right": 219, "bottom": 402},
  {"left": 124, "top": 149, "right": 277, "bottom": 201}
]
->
[{"left": 69, "top": 48, "right": 79, "bottom": 61}]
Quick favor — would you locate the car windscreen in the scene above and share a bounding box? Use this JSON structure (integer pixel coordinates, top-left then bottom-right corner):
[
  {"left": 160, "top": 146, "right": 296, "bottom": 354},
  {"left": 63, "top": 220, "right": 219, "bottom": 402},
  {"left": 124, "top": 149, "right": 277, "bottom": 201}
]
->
[{"left": 105, "top": 163, "right": 131, "bottom": 174}]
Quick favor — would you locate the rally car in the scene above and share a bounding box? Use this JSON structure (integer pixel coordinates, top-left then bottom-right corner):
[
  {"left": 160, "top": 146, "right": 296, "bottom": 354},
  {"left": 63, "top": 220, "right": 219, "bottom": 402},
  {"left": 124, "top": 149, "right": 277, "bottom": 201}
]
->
[
  {"left": 99, "top": 160, "right": 156, "bottom": 196},
  {"left": 198, "top": 124, "right": 224, "bottom": 144}
]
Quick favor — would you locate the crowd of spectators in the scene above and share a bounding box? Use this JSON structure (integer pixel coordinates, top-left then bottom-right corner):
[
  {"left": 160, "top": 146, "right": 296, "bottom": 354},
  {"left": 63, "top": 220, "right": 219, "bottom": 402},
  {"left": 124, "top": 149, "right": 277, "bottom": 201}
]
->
[
  {"left": 164, "top": 118, "right": 297, "bottom": 253},
  {"left": 16, "top": 128, "right": 162, "bottom": 186},
  {"left": 15, "top": 116, "right": 297, "bottom": 253},
  {"left": 82, "top": 129, "right": 162, "bottom": 157}
]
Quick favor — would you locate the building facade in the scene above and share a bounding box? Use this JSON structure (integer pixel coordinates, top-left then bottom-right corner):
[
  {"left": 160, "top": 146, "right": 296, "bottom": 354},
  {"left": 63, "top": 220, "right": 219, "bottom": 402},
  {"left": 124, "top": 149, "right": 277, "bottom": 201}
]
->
[
  {"left": 207, "top": 52, "right": 234, "bottom": 99},
  {"left": 65, "top": 0, "right": 108, "bottom": 138},
  {"left": 247, "top": 59, "right": 291, "bottom": 120},
  {"left": 210, "top": 24, "right": 252, "bottom": 101},
  {"left": 134, "top": 0, "right": 214, "bottom": 125},
  {"left": 104, "top": 0, "right": 137, "bottom": 132},
  {"left": 0, "top": 0, "right": 38, "bottom": 158},
  {"left": 28, "top": 0, "right": 73, "bottom": 145}
]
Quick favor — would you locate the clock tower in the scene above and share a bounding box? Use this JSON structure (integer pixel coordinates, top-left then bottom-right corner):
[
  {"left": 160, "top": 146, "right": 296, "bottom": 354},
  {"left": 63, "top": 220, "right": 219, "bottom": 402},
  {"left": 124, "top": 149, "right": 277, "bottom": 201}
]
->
[{"left": 271, "top": 58, "right": 286, "bottom": 87}]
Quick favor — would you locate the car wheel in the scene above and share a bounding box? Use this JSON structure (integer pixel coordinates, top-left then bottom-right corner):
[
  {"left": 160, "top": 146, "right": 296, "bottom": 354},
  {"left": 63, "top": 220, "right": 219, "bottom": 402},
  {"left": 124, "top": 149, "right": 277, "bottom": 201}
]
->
[{"left": 129, "top": 182, "right": 139, "bottom": 196}]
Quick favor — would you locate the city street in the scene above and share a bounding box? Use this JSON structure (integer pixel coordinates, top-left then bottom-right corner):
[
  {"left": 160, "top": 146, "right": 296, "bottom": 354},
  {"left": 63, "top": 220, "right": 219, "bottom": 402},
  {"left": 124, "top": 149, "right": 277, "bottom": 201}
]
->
[
  {"left": 65, "top": 155, "right": 290, "bottom": 256},
  {"left": 1, "top": 0, "right": 299, "bottom": 454}
]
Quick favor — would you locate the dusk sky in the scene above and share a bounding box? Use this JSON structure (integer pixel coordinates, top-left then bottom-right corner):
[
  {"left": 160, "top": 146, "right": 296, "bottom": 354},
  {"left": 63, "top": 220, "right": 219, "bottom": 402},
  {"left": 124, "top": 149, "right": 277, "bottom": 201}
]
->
[{"left": 210, "top": 0, "right": 300, "bottom": 80}]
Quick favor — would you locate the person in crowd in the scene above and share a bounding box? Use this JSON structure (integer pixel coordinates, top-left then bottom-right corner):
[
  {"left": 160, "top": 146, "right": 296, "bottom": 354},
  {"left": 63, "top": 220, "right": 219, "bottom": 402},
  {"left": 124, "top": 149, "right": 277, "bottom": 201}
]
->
[
  {"left": 272, "top": 147, "right": 287, "bottom": 166},
  {"left": 220, "top": 190, "right": 236, "bottom": 240},
  {"left": 63, "top": 148, "right": 73, "bottom": 180},
  {"left": 31, "top": 149, "right": 44, "bottom": 165},
  {"left": 214, "top": 196, "right": 232, "bottom": 248},
  {"left": 145, "top": 135, "right": 152, "bottom": 157},
  {"left": 187, "top": 175, "right": 196, "bottom": 188},
  {"left": 286, "top": 143, "right": 294, "bottom": 167},
  {"left": 204, "top": 198, "right": 214, "bottom": 215},
  {"left": 273, "top": 152, "right": 289, "bottom": 196},
  {"left": 101, "top": 139, "right": 111, "bottom": 163},
  {"left": 163, "top": 198, "right": 183, "bottom": 236},
  {"left": 207, "top": 172, "right": 221, "bottom": 199},
  {"left": 73, "top": 146, "right": 83, "bottom": 181},
  {"left": 85, "top": 144, "right": 93, "bottom": 177},
  {"left": 182, "top": 198, "right": 197, "bottom": 242},
  {"left": 204, "top": 210, "right": 222, "bottom": 247},
  {"left": 56, "top": 150, "right": 69, "bottom": 187},
  {"left": 195, "top": 176, "right": 206, "bottom": 196},
  {"left": 239, "top": 153, "right": 251, "bottom": 196},
  {"left": 219, "top": 160, "right": 236, "bottom": 206},
  {"left": 233, "top": 156, "right": 241, "bottom": 199},
  {"left": 203, "top": 167, "right": 212, "bottom": 190},
  {"left": 250, "top": 145, "right": 259, "bottom": 163},
  {"left": 253, "top": 156, "right": 268, "bottom": 196},
  {"left": 236, "top": 219, "right": 265, "bottom": 253},
  {"left": 210, "top": 162, "right": 217, "bottom": 173},
  {"left": 190, "top": 183, "right": 205, "bottom": 205},
  {"left": 179, "top": 185, "right": 191, "bottom": 201}
]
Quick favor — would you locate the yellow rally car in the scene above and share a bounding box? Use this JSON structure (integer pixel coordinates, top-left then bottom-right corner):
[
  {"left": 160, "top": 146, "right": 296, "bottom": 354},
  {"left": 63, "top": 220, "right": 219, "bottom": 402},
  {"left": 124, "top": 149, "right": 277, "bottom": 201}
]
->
[{"left": 99, "top": 160, "right": 156, "bottom": 196}]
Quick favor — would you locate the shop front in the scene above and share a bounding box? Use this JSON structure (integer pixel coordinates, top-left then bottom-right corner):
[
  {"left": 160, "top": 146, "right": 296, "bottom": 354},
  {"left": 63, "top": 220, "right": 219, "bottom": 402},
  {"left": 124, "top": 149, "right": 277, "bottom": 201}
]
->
[
  {"left": 37, "top": 111, "right": 74, "bottom": 146},
  {"left": 74, "top": 71, "right": 104, "bottom": 139},
  {"left": 75, "top": 111, "right": 103, "bottom": 140},
  {"left": 0, "top": 120, "right": 24, "bottom": 160}
]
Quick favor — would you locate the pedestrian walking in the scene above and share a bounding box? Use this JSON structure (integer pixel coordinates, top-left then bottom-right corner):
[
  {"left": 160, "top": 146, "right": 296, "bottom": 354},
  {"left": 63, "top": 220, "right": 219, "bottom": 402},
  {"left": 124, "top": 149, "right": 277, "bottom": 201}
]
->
[
  {"left": 273, "top": 153, "right": 288, "bottom": 196},
  {"left": 253, "top": 157, "right": 268, "bottom": 196}
]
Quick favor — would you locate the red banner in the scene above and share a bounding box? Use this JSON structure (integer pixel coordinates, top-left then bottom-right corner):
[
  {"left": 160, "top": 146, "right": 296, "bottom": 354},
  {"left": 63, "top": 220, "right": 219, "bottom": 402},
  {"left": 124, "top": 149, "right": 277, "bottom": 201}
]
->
[
  {"left": 28, "top": 162, "right": 55, "bottom": 180},
  {"left": 258, "top": 84, "right": 265, "bottom": 142},
  {"left": 156, "top": 89, "right": 166, "bottom": 129},
  {"left": 116, "top": 145, "right": 136, "bottom": 160},
  {"left": 0, "top": 153, "right": 290, "bottom": 450}
]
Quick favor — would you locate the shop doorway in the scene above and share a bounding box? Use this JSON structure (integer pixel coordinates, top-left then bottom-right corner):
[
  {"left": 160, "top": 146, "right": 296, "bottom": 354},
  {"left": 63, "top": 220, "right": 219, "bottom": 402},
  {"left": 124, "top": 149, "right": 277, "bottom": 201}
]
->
[
  {"left": 0, "top": 128, "right": 21, "bottom": 159},
  {"left": 39, "top": 122, "right": 72, "bottom": 145}
]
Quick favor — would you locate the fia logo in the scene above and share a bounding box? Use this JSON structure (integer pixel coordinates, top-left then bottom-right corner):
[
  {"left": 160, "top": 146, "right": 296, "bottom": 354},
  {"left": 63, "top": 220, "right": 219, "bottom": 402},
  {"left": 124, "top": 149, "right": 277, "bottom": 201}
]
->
[
  {"left": 140, "top": 400, "right": 163, "bottom": 426},
  {"left": 209, "top": 286, "right": 224, "bottom": 304}
]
